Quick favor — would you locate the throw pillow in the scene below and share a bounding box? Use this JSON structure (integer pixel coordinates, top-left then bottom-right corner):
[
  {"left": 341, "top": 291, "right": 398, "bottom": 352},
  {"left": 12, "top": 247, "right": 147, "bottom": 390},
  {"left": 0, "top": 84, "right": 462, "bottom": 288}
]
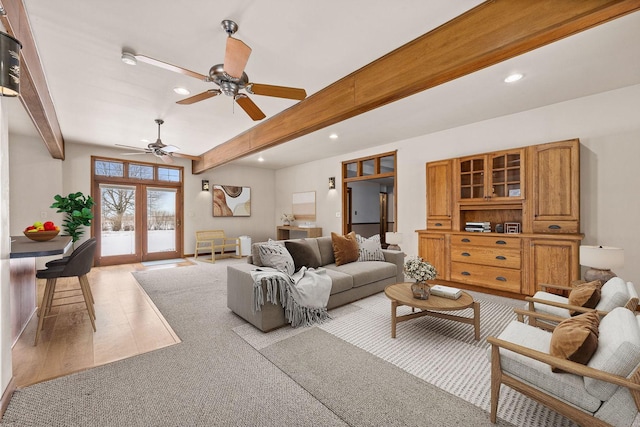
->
[
  {"left": 331, "top": 231, "right": 359, "bottom": 266},
  {"left": 285, "top": 240, "right": 322, "bottom": 272},
  {"left": 257, "top": 241, "right": 294, "bottom": 275},
  {"left": 567, "top": 281, "right": 602, "bottom": 316},
  {"left": 549, "top": 311, "right": 600, "bottom": 373},
  {"left": 355, "top": 234, "right": 385, "bottom": 262}
]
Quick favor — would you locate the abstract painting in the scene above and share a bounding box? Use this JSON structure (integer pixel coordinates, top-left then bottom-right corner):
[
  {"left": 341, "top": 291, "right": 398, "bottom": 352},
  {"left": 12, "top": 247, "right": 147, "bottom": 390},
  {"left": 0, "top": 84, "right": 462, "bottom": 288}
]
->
[{"left": 212, "top": 185, "right": 251, "bottom": 217}]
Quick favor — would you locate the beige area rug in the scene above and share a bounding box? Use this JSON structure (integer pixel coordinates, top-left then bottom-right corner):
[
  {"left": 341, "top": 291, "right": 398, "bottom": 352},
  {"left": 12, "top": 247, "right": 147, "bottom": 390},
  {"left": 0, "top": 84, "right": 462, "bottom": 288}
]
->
[{"left": 234, "top": 290, "right": 591, "bottom": 427}]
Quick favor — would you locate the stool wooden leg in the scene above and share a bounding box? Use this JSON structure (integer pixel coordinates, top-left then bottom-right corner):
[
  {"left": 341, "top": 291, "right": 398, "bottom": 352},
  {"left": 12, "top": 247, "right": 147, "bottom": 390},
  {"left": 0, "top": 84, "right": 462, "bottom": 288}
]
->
[
  {"left": 78, "top": 275, "right": 96, "bottom": 331},
  {"left": 35, "top": 278, "right": 56, "bottom": 346}
]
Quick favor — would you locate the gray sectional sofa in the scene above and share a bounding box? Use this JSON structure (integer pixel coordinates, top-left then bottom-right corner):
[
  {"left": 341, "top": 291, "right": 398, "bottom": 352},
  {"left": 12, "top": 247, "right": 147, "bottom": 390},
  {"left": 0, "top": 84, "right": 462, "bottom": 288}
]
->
[{"left": 227, "top": 236, "right": 405, "bottom": 332}]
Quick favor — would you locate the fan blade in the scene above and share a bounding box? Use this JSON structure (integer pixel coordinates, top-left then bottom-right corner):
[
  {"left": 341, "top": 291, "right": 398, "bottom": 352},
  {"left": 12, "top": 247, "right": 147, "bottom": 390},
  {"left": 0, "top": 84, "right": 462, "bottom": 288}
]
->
[
  {"left": 235, "top": 95, "right": 266, "bottom": 121},
  {"left": 173, "top": 153, "right": 201, "bottom": 161},
  {"left": 224, "top": 37, "right": 251, "bottom": 79},
  {"left": 160, "top": 154, "right": 175, "bottom": 164},
  {"left": 121, "top": 152, "right": 149, "bottom": 156},
  {"left": 176, "top": 89, "right": 221, "bottom": 105},
  {"left": 115, "top": 144, "right": 149, "bottom": 152},
  {"left": 248, "top": 83, "right": 306, "bottom": 100},
  {"left": 135, "top": 54, "right": 209, "bottom": 81},
  {"left": 161, "top": 145, "right": 180, "bottom": 153}
]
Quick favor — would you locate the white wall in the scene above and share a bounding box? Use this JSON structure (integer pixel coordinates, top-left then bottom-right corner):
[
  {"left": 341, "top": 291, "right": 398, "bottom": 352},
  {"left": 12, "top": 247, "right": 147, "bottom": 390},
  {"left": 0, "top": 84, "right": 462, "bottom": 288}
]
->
[{"left": 275, "top": 83, "right": 640, "bottom": 284}]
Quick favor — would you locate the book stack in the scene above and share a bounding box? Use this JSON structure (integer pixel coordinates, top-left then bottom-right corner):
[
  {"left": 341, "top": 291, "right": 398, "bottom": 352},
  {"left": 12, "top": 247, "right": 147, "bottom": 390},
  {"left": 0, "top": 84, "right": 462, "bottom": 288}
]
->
[
  {"left": 430, "top": 285, "right": 462, "bottom": 300},
  {"left": 465, "top": 221, "right": 491, "bottom": 232}
]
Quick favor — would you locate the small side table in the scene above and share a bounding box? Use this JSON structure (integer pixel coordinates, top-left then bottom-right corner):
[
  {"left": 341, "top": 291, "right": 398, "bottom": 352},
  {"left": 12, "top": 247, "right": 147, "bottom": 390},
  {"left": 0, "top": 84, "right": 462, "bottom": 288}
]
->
[{"left": 276, "top": 226, "right": 322, "bottom": 240}]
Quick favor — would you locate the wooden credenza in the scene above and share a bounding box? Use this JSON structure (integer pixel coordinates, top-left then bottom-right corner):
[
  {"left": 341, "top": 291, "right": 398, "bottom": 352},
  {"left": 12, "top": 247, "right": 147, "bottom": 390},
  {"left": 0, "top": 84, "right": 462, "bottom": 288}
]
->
[
  {"left": 276, "top": 226, "right": 322, "bottom": 240},
  {"left": 418, "top": 139, "right": 583, "bottom": 297}
]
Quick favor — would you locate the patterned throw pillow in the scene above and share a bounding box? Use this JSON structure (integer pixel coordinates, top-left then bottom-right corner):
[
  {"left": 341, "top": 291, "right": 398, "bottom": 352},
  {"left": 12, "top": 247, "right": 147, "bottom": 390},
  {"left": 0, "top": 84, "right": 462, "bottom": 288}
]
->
[
  {"left": 257, "top": 240, "right": 294, "bottom": 275},
  {"left": 355, "top": 234, "right": 385, "bottom": 262}
]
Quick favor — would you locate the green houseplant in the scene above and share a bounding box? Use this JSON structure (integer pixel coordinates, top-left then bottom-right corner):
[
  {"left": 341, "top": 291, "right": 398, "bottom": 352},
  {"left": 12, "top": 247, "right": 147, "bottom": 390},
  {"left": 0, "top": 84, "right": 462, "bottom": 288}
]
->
[{"left": 50, "top": 192, "right": 95, "bottom": 244}]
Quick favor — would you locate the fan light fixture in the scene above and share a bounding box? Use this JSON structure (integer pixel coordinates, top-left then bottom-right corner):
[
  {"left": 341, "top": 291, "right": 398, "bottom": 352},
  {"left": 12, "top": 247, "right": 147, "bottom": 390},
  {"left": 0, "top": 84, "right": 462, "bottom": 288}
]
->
[
  {"left": 0, "top": 31, "right": 22, "bottom": 97},
  {"left": 121, "top": 51, "right": 137, "bottom": 66}
]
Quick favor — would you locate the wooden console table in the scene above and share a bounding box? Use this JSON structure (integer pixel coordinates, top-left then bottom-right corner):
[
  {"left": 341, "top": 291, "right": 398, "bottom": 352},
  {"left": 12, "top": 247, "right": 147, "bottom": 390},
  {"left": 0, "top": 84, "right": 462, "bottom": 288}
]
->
[{"left": 276, "top": 226, "right": 322, "bottom": 240}]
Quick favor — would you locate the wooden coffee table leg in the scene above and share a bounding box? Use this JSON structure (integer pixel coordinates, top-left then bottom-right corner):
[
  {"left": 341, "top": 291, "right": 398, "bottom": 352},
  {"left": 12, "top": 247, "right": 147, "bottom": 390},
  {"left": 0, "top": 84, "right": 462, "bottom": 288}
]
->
[
  {"left": 473, "top": 301, "right": 480, "bottom": 341},
  {"left": 391, "top": 300, "right": 398, "bottom": 338}
]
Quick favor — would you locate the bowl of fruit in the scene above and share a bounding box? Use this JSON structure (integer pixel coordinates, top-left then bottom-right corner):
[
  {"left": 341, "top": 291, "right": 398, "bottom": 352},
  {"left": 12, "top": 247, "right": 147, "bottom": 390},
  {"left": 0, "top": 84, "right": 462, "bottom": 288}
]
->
[{"left": 23, "top": 221, "right": 60, "bottom": 241}]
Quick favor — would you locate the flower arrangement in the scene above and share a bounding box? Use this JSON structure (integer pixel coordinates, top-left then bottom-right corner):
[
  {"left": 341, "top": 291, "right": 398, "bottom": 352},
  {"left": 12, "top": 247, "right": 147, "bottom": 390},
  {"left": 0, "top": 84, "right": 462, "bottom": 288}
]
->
[
  {"left": 280, "top": 213, "right": 295, "bottom": 225},
  {"left": 404, "top": 257, "right": 437, "bottom": 283}
]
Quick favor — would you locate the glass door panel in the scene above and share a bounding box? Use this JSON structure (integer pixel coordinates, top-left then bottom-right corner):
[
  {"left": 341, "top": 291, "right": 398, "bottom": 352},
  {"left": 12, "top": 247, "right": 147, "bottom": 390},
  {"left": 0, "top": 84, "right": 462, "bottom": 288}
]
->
[
  {"left": 99, "top": 184, "right": 136, "bottom": 257},
  {"left": 146, "top": 187, "right": 177, "bottom": 256}
]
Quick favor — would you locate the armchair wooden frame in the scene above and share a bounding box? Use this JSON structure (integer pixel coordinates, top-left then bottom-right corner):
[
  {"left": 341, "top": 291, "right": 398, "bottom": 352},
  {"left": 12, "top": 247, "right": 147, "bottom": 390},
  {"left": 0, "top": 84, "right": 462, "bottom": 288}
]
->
[
  {"left": 489, "top": 309, "right": 640, "bottom": 427},
  {"left": 194, "top": 230, "right": 242, "bottom": 263}
]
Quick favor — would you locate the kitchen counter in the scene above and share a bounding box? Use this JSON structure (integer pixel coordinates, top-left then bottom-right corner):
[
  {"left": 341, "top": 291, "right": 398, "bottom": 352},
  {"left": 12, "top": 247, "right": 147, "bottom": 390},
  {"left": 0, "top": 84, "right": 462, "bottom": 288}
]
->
[{"left": 10, "top": 235, "right": 73, "bottom": 258}]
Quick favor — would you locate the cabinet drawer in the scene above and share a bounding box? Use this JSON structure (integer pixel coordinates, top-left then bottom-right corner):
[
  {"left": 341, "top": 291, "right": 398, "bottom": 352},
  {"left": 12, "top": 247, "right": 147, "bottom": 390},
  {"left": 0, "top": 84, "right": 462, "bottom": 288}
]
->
[
  {"left": 532, "top": 220, "right": 579, "bottom": 234},
  {"left": 427, "top": 219, "right": 452, "bottom": 230},
  {"left": 451, "top": 234, "right": 520, "bottom": 249},
  {"left": 451, "top": 262, "right": 521, "bottom": 293},
  {"left": 450, "top": 246, "right": 521, "bottom": 269}
]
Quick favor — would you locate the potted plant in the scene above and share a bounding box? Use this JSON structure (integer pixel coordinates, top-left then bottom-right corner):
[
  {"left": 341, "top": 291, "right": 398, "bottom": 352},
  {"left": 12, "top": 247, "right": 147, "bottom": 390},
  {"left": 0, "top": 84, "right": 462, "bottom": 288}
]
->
[{"left": 50, "top": 192, "right": 95, "bottom": 244}]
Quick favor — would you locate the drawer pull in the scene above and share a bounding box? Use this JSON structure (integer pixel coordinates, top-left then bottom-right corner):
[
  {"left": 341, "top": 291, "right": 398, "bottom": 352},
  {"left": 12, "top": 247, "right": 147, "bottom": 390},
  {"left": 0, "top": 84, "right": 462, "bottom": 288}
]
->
[
  {"left": 495, "top": 255, "right": 506, "bottom": 260},
  {"left": 435, "top": 223, "right": 442, "bottom": 226},
  {"left": 461, "top": 238, "right": 471, "bottom": 243},
  {"left": 496, "top": 276, "right": 507, "bottom": 282},
  {"left": 461, "top": 252, "right": 470, "bottom": 257},
  {"left": 461, "top": 271, "right": 471, "bottom": 276},
  {"left": 496, "top": 240, "right": 507, "bottom": 245},
  {"left": 548, "top": 225, "right": 561, "bottom": 230}
]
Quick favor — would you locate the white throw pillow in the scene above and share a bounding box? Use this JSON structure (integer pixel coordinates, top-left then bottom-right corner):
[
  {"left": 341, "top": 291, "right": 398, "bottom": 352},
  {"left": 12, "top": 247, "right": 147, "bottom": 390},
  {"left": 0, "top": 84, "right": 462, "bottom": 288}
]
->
[
  {"left": 356, "top": 234, "right": 385, "bottom": 262},
  {"left": 257, "top": 240, "right": 295, "bottom": 275}
]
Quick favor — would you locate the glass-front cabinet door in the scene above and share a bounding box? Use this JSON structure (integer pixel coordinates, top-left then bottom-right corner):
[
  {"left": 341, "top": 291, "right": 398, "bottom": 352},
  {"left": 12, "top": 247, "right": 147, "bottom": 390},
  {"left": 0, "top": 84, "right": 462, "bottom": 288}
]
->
[
  {"left": 489, "top": 149, "right": 524, "bottom": 200},
  {"left": 458, "top": 155, "right": 487, "bottom": 200}
]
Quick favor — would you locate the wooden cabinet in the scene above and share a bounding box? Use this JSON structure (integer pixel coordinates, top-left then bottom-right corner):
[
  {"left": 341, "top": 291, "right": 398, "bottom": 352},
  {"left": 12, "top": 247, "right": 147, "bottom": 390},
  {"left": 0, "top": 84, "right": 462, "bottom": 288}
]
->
[
  {"left": 418, "top": 139, "right": 582, "bottom": 297},
  {"left": 418, "top": 232, "right": 449, "bottom": 280},
  {"left": 456, "top": 148, "right": 525, "bottom": 203},
  {"left": 528, "top": 139, "right": 580, "bottom": 234},
  {"left": 426, "top": 159, "right": 453, "bottom": 230}
]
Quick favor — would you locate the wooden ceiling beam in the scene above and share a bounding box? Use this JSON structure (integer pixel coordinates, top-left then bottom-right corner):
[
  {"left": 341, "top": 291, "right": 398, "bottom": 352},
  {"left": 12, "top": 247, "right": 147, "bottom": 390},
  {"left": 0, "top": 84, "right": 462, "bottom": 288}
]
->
[
  {"left": 193, "top": 0, "right": 640, "bottom": 173},
  {"left": 1, "top": 0, "right": 64, "bottom": 159}
]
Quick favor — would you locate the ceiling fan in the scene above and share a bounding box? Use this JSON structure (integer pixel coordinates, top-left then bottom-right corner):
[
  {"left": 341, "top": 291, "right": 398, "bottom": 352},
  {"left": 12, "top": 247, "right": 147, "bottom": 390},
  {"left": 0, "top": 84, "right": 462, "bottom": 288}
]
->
[
  {"left": 116, "top": 119, "right": 200, "bottom": 164},
  {"left": 124, "top": 19, "right": 307, "bottom": 121}
]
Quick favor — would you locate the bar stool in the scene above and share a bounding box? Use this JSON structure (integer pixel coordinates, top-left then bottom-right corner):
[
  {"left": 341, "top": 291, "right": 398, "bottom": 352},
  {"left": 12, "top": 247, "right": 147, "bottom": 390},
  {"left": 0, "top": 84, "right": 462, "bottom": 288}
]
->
[{"left": 34, "top": 238, "right": 97, "bottom": 345}]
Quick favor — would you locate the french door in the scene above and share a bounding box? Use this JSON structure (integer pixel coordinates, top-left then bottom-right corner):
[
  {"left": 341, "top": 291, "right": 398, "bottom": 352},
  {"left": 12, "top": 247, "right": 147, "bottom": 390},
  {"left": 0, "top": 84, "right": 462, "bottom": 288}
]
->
[{"left": 96, "top": 183, "right": 182, "bottom": 265}]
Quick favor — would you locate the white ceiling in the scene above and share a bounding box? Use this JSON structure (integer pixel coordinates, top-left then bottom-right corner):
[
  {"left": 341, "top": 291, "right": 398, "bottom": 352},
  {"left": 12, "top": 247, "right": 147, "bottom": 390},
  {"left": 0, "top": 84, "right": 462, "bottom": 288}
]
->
[{"left": 8, "top": 1, "right": 640, "bottom": 170}]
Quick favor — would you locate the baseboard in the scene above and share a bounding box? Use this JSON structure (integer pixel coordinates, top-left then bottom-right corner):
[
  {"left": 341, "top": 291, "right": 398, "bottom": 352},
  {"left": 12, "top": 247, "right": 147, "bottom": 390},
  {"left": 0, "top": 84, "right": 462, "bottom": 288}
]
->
[{"left": 0, "top": 376, "right": 16, "bottom": 419}]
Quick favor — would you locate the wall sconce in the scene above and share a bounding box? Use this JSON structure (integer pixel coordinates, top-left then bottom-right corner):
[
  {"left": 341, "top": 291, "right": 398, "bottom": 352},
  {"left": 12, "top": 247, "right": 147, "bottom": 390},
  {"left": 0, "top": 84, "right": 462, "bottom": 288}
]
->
[
  {"left": 0, "top": 31, "right": 22, "bottom": 97},
  {"left": 201, "top": 180, "right": 209, "bottom": 191},
  {"left": 328, "top": 177, "right": 336, "bottom": 190},
  {"left": 385, "top": 232, "right": 403, "bottom": 251},
  {"left": 579, "top": 245, "right": 624, "bottom": 283}
]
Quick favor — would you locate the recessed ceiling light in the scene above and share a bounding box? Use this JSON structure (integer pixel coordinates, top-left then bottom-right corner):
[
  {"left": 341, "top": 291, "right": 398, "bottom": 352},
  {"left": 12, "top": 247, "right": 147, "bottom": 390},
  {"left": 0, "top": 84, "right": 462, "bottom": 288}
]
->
[
  {"left": 173, "top": 87, "right": 190, "bottom": 96},
  {"left": 504, "top": 73, "right": 524, "bottom": 83},
  {"left": 140, "top": 139, "right": 149, "bottom": 143},
  {"left": 329, "top": 133, "right": 338, "bottom": 140},
  {"left": 121, "top": 52, "right": 137, "bottom": 66},
  {"left": 258, "top": 155, "right": 264, "bottom": 162}
]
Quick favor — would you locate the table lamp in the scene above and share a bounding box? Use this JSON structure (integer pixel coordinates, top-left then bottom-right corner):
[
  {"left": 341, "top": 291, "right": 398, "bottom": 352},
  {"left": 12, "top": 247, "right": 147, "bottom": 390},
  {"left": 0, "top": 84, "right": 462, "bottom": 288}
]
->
[
  {"left": 385, "top": 232, "right": 403, "bottom": 251},
  {"left": 579, "top": 245, "right": 624, "bottom": 283}
]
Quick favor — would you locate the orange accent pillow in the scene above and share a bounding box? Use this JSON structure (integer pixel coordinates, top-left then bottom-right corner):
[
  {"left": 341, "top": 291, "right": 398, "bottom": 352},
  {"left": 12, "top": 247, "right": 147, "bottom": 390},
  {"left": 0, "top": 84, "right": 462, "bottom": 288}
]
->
[
  {"left": 567, "top": 281, "right": 602, "bottom": 316},
  {"left": 549, "top": 311, "right": 600, "bottom": 373},
  {"left": 331, "top": 231, "right": 359, "bottom": 266}
]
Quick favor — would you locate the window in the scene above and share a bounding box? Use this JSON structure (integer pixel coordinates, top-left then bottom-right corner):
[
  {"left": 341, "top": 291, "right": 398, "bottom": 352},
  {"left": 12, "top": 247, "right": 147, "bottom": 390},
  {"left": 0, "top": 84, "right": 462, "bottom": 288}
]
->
[
  {"left": 158, "top": 167, "right": 181, "bottom": 182},
  {"left": 94, "top": 160, "right": 124, "bottom": 177},
  {"left": 129, "top": 164, "right": 154, "bottom": 180}
]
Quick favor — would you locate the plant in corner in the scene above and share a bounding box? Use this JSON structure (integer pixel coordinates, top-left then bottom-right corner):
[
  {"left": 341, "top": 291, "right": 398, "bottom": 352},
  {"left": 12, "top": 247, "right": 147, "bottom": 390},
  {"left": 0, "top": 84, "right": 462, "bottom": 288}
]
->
[{"left": 50, "top": 192, "right": 95, "bottom": 244}]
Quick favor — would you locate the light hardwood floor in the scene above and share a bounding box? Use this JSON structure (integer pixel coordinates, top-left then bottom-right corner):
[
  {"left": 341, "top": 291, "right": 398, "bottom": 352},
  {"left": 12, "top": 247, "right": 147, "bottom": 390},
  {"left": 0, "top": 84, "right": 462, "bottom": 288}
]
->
[{"left": 11, "top": 260, "right": 188, "bottom": 388}]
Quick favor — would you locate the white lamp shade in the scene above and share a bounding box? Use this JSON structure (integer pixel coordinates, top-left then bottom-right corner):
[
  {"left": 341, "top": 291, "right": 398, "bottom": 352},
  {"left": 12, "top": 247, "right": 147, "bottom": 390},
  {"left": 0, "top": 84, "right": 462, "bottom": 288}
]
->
[
  {"left": 385, "top": 232, "right": 403, "bottom": 245},
  {"left": 579, "top": 245, "right": 624, "bottom": 270}
]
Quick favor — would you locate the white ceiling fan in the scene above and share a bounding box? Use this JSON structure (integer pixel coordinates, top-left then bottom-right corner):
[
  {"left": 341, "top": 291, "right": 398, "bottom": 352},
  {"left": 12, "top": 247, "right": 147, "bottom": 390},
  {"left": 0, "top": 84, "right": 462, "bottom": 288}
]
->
[
  {"left": 122, "top": 19, "right": 307, "bottom": 121},
  {"left": 116, "top": 119, "right": 200, "bottom": 164}
]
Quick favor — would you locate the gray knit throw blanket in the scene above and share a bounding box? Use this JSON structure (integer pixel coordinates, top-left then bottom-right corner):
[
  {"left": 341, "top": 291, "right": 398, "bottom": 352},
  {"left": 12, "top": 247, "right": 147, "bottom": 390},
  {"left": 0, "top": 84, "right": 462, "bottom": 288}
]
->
[{"left": 250, "top": 266, "right": 332, "bottom": 327}]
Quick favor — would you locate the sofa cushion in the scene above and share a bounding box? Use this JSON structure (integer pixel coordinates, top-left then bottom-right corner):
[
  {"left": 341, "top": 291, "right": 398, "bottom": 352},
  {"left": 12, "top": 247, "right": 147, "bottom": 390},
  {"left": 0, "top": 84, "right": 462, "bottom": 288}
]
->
[
  {"left": 567, "top": 282, "right": 601, "bottom": 316},
  {"left": 585, "top": 307, "right": 640, "bottom": 401},
  {"left": 549, "top": 311, "right": 600, "bottom": 373},
  {"left": 316, "top": 236, "right": 335, "bottom": 266},
  {"left": 331, "top": 231, "right": 359, "bottom": 266},
  {"left": 356, "top": 234, "right": 385, "bottom": 262},
  {"left": 285, "top": 240, "right": 321, "bottom": 271},
  {"left": 490, "top": 320, "right": 602, "bottom": 412},
  {"left": 326, "top": 260, "right": 396, "bottom": 288},
  {"left": 256, "top": 241, "right": 294, "bottom": 275},
  {"left": 596, "top": 277, "right": 631, "bottom": 312},
  {"left": 323, "top": 268, "right": 354, "bottom": 294}
]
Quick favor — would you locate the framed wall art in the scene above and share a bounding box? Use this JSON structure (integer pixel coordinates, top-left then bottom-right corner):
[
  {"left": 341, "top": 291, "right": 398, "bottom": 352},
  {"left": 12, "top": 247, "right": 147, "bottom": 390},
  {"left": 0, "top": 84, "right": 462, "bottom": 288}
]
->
[
  {"left": 213, "top": 185, "right": 251, "bottom": 217},
  {"left": 292, "top": 191, "right": 316, "bottom": 220}
]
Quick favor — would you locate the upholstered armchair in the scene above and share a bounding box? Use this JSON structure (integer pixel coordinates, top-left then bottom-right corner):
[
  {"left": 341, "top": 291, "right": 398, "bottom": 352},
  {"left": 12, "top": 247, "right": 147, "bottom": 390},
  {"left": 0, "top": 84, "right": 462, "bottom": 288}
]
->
[
  {"left": 519, "top": 277, "right": 638, "bottom": 330},
  {"left": 487, "top": 307, "right": 640, "bottom": 427}
]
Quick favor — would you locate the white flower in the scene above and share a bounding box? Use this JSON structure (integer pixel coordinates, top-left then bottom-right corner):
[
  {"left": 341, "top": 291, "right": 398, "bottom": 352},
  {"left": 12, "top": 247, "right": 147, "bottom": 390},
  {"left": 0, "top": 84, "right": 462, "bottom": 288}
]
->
[
  {"left": 404, "top": 257, "right": 437, "bottom": 282},
  {"left": 280, "top": 213, "right": 295, "bottom": 222}
]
